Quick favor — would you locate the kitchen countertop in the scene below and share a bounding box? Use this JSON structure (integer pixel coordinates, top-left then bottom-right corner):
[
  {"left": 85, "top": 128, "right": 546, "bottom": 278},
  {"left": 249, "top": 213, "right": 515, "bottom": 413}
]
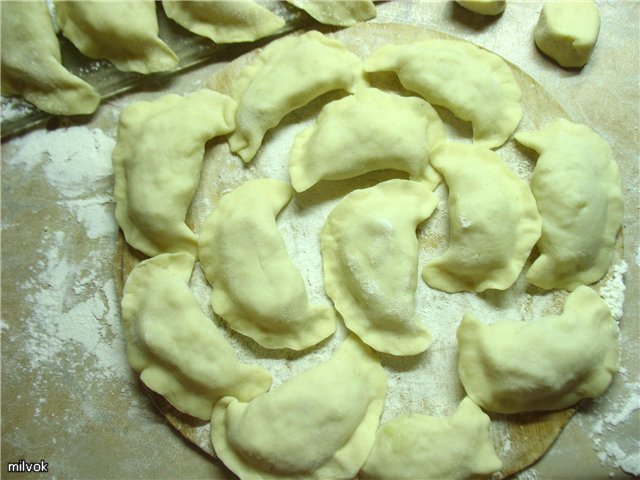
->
[{"left": 1, "top": 1, "right": 638, "bottom": 479}]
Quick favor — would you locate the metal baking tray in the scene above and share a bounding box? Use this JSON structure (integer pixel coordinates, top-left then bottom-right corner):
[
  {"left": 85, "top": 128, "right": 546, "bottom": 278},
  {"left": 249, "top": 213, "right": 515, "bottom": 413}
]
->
[{"left": 0, "top": 1, "right": 314, "bottom": 140}]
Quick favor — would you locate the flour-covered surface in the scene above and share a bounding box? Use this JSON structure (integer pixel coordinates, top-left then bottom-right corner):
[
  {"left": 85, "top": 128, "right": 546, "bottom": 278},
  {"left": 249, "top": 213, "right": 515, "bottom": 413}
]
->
[{"left": 1, "top": 2, "right": 638, "bottom": 479}]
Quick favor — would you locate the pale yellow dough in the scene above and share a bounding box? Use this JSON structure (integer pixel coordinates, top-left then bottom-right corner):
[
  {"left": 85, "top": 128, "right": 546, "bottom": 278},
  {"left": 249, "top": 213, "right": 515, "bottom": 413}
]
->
[
  {"left": 228, "top": 31, "right": 367, "bottom": 163},
  {"left": 0, "top": 1, "right": 99, "bottom": 115},
  {"left": 534, "top": 0, "right": 600, "bottom": 68},
  {"left": 289, "top": 88, "right": 446, "bottom": 192},
  {"left": 211, "top": 335, "right": 387, "bottom": 479},
  {"left": 113, "top": 90, "right": 236, "bottom": 258},
  {"left": 162, "top": 0, "right": 285, "bottom": 44},
  {"left": 456, "top": 0, "right": 506, "bottom": 16},
  {"left": 55, "top": 0, "right": 178, "bottom": 74},
  {"left": 364, "top": 39, "right": 522, "bottom": 148},
  {"left": 122, "top": 252, "right": 272, "bottom": 420},
  {"left": 457, "top": 286, "right": 620, "bottom": 414},
  {"left": 422, "top": 143, "right": 542, "bottom": 293},
  {"left": 360, "top": 398, "right": 502, "bottom": 480},
  {"left": 515, "top": 118, "right": 623, "bottom": 291},
  {"left": 321, "top": 180, "right": 437, "bottom": 356},
  {"left": 198, "top": 179, "right": 336, "bottom": 351},
  {"left": 287, "top": 0, "right": 376, "bottom": 26}
]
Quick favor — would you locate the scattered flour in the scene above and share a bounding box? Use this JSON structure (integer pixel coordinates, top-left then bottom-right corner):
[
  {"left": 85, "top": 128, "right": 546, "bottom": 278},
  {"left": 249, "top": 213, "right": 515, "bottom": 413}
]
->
[
  {"left": 4, "top": 125, "right": 130, "bottom": 401},
  {"left": 600, "top": 260, "right": 628, "bottom": 321}
]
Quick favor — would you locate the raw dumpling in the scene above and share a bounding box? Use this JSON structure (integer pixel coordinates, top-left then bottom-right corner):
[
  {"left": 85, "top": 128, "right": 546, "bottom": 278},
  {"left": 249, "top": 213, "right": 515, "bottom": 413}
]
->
[
  {"left": 534, "top": 0, "right": 600, "bottom": 68},
  {"left": 457, "top": 286, "right": 620, "bottom": 414},
  {"left": 162, "top": 0, "right": 285, "bottom": 44},
  {"left": 515, "top": 118, "right": 623, "bottom": 290},
  {"left": 287, "top": 0, "right": 376, "bottom": 26},
  {"left": 364, "top": 39, "right": 522, "bottom": 148},
  {"left": 55, "top": 0, "right": 178, "bottom": 74},
  {"left": 122, "top": 252, "right": 272, "bottom": 420},
  {"left": 228, "top": 30, "right": 367, "bottom": 163},
  {"left": 0, "top": 1, "right": 99, "bottom": 115},
  {"left": 422, "top": 143, "right": 541, "bottom": 293},
  {"left": 113, "top": 90, "right": 236, "bottom": 258},
  {"left": 321, "top": 180, "right": 438, "bottom": 356},
  {"left": 360, "top": 398, "right": 502, "bottom": 480},
  {"left": 289, "top": 88, "right": 446, "bottom": 192},
  {"left": 456, "top": 0, "right": 506, "bottom": 16},
  {"left": 198, "top": 178, "right": 336, "bottom": 351},
  {"left": 211, "top": 335, "right": 387, "bottom": 479}
]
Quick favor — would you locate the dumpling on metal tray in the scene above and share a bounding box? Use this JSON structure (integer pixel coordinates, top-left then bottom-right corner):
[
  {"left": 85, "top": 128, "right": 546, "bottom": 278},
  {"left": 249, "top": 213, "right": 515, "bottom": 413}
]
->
[
  {"left": 162, "top": 0, "right": 285, "bottom": 44},
  {"left": 287, "top": 0, "right": 376, "bottom": 27},
  {"left": 55, "top": 0, "right": 178, "bottom": 73}
]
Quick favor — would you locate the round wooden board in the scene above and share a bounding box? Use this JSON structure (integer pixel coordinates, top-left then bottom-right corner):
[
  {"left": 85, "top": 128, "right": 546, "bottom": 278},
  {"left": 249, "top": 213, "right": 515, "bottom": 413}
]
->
[{"left": 114, "top": 22, "right": 624, "bottom": 479}]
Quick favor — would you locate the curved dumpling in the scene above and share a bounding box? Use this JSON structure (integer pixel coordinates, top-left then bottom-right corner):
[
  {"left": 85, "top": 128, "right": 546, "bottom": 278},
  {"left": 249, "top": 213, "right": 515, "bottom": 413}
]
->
[
  {"left": 122, "top": 252, "right": 272, "bottom": 420},
  {"left": 515, "top": 118, "right": 623, "bottom": 290},
  {"left": 321, "top": 180, "right": 438, "bottom": 356},
  {"left": 457, "top": 286, "right": 620, "bottom": 414},
  {"left": 0, "top": 1, "right": 100, "bottom": 115},
  {"left": 364, "top": 39, "right": 522, "bottom": 148},
  {"left": 113, "top": 90, "right": 236, "bottom": 258},
  {"left": 55, "top": 0, "right": 178, "bottom": 74},
  {"left": 198, "top": 178, "right": 336, "bottom": 351},
  {"left": 456, "top": 0, "right": 506, "bottom": 16},
  {"left": 360, "top": 398, "right": 502, "bottom": 480},
  {"left": 289, "top": 88, "right": 446, "bottom": 192},
  {"left": 287, "top": 0, "right": 376, "bottom": 26},
  {"left": 422, "top": 143, "right": 541, "bottom": 293},
  {"left": 228, "top": 30, "right": 367, "bottom": 163},
  {"left": 211, "top": 335, "right": 387, "bottom": 479},
  {"left": 162, "top": 0, "right": 285, "bottom": 44}
]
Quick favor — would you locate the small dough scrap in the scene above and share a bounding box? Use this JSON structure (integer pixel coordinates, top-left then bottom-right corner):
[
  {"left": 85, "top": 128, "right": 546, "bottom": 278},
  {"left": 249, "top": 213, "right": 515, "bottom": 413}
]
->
[
  {"left": 211, "top": 335, "right": 387, "bottom": 479},
  {"left": 122, "top": 252, "right": 272, "bottom": 420},
  {"left": 360, "top": 398, "right": 502, "bottom": 480},
  {"left": 321, "top": 180, "right": 438, "bottom": 356},
  {"left": 515, "top": 118, "right": 623, "bottom": 290},
  {"left": 422, "top": 144, "right": 541, "bottom": 293},
  {"left": 162, "top": 1, "right": 285, "bottom": 44},
  {"left": 534, "top": 0, "right": 600, "bottom": 68},
  {"left": 0, "top": 1, "right": 99, "bottom": 115},
  {"left": 457, "top": 286, "right": 620, "bottom": 414},
  {"left": 228, "top": 30, "right": 367, "bottom": 163},
  {"left": 198, "top": 178, "right": 336, "bottom": 351},
  {"left": 287, "top": 0, "right": 376, "bottom": 26},
  {"left": 113, "top": 90, "right": 236, "bottom": 258},
  {"left": 55, "top": 0, "right": 178, "bottom": 74},
  {"left": 289, "top": 88, "right": 446, "bottom": 192},
  {"left": 456, "top": 0, "right": 506, "bottom": 16},
  {"left": 364, "top": 39, "right": 522, "bottom": 148}
]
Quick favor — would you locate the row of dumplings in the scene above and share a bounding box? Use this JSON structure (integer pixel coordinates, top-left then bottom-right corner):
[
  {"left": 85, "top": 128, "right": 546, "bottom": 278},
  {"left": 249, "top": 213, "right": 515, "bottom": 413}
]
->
[
  {"left": 122, "top": 250, "right": 619, "bottom": 479},
  {"left": 1, "top": 1, "right": 376, "bottom": 115}
]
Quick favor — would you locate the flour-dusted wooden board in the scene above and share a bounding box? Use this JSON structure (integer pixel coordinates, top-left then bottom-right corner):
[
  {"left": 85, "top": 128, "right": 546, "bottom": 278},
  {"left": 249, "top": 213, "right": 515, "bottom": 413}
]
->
[{"left": 113, "top": 22, "right": 627, "bottom": 479}]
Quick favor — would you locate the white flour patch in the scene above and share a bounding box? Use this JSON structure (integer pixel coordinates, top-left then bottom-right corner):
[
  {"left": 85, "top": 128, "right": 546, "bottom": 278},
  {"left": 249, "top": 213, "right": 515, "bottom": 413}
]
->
[{"left": 4, "top": 125, "right": 130, "bottom": 420}]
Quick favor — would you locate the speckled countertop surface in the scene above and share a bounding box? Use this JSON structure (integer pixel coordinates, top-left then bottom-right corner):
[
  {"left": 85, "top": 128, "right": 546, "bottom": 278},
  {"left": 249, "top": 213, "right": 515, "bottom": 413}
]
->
[{"left": 1, "top": 1, "right": 638, "bottom": 479}]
